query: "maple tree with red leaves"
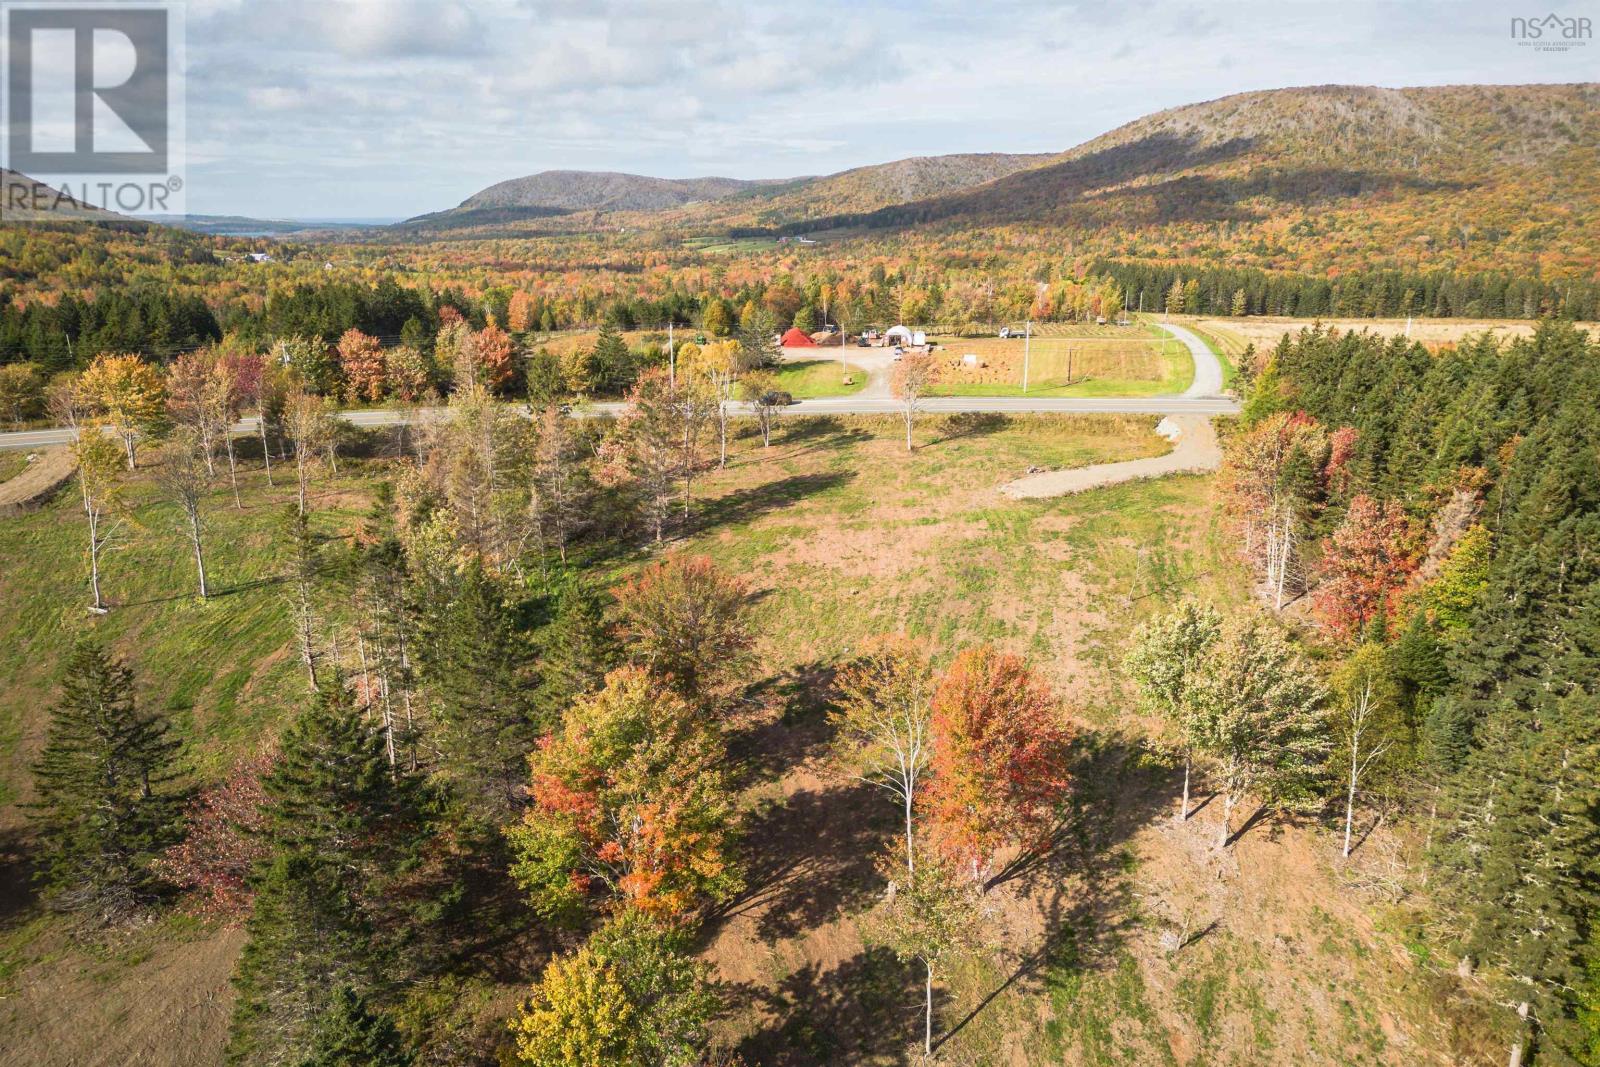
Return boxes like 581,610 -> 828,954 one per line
156,753 -> 274,918
1314,493 -> 1421,642
921,646 -> 1073,877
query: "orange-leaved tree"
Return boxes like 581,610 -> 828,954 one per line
923,646 -> 1072,879
507,666 -> 741,922
474,321 -> 515,392
337,328 -> 386,403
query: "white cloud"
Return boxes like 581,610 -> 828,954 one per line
173,0 -> 1592,217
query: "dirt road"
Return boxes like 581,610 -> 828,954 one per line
998,414 -> 1221,499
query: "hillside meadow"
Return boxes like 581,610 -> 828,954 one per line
0,412 -> 1503,1065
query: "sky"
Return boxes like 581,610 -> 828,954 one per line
171,0 -> 1596,219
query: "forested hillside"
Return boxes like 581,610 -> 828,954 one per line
717,84 -> 1600,278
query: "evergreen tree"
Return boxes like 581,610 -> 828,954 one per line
227,687 -> 425,1067
415,560 -> 540,810
298,987 -> 413,1067
535,574 -> 619,719
29,638 -> 183,922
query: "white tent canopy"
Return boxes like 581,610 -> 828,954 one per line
883,324 -> 914,345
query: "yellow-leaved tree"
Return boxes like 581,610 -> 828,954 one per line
78,353 -> 168,469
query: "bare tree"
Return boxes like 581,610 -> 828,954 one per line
892,351 -> 937,452
674,373 -> 718,523
281,387 -> 335,516
528,404 -> 587,563
709,367 -> 734,467
421,380 -> 522,565
157,428 -> 213,599
832,637 -> 935,879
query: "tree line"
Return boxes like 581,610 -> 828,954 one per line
1204,320 -> 1600,1064
1095,259 -> 1600,321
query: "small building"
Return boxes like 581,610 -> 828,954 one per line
883,324 -> 914,347
780,327 -> 818,347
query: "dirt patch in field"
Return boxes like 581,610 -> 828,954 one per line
1,923 -> 244,1067
0,448 -> 76,518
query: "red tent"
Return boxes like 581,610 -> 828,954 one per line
780,327 -> 817,347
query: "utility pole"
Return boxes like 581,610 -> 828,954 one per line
1022,320 -> 1032,393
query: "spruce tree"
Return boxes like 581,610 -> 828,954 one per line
298,987 -> 413,1067
227,687 -> 424,1067
534,574 -> 618,719
415,561 -> 540,810
29,638 -> 183,922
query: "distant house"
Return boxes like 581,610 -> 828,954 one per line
248,252 -> 273,263
780,327 -> 818,348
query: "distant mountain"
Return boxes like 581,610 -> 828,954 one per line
670,152 -> 1058,227
405,170 -> 775,228
403,154 -> 1056,233
393,83 -> 1598,275
715,83 -> 1600,275
0,169 -> 140,223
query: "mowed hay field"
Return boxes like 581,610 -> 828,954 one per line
0,414 -> 1492,1066
928,329 -> 1193,397
1191,315 -> 1598,353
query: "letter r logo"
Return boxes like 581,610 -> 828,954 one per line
6,7 -> 168,174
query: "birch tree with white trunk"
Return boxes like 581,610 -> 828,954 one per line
1187,617 -> 1328,849
831,637 -> 935,880
157,428 -> 214,600
1125,601 -> 1222,823
71,425 -> 127,613
1332,643 -> 1403,858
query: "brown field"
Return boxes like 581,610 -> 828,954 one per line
930,337 -> 1165,386
1189,314 -> 1596,353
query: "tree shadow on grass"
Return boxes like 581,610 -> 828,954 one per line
706,780 -> 890,943
730,946 -> 925,1067
0,826 -> 37,927
692,469 -> 855,535
777,416 -> 874,454
732,659 -> 842,782
935,411 -> 1009,443
935,729 -> 1184,1052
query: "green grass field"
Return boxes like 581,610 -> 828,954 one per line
772,359 -> 869,398
0,413 -> 1447,1067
